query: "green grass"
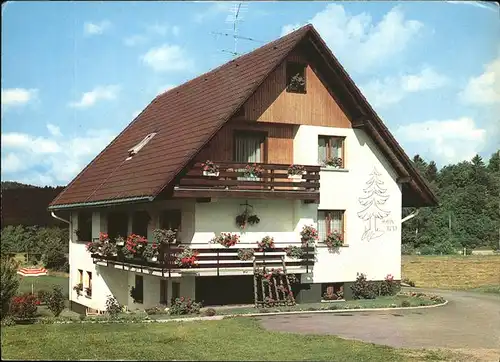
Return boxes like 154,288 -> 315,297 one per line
467,285 -> 500,294
402,255 -> 500,289
18,275 -> 69,296
0,317 -> 459,361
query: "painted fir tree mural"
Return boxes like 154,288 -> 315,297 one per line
358,167 -> 391,241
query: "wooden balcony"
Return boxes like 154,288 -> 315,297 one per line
173,162 -> 320,202
91,245 -> 315,277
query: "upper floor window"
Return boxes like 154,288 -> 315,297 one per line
107,212 -> 128,240
76,211 -> 92,242
318,136 -> 345,168
132,210 -> 150,238
286,62 -> 306,94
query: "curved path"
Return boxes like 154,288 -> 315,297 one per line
258,288 -> 500,357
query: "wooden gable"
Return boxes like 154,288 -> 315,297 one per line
243,51 -> 352,128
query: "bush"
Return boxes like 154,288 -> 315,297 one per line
168,297 -> 202,315
379,274 -> 397,296
203,308 -> 216,317
47,285 -> 65,317
1,257 -> 20,319
10,293 -> 39,319
0,315 -> 16,326
401,300 -> 411,308
401,243 -> 416,255
105,295 -> 121,318
145,305 -> 168,315
351,273 -> 377,299
37,290 -> 50,305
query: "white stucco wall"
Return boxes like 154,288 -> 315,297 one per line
294,125 -> 402,283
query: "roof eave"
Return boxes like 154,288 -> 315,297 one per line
48,196 -> 154,211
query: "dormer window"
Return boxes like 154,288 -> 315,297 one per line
127,132 -> 157,160
286,62 -> 306,94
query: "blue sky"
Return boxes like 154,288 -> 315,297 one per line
1,1 -> 499,186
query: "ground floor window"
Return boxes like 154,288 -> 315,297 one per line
160,279 -> 168,305
171,281 -> 180,303
321,282 -> 344,300
317,210 -> 345,244
86,271 -> 92,298
78,269 -> 83,284
133,275 -> 144,304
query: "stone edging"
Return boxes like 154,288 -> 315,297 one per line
152,299 -> 449,323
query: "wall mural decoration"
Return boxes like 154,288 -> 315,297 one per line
357,167 -> 396,241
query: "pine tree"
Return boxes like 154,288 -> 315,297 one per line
358,167 -> 390,241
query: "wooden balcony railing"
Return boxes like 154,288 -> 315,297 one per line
91,245 -> 315,277
173,162 -> 320,201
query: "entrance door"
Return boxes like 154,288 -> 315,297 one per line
234,132 -> 266,181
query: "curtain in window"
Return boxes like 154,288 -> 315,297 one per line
331,138 -> 342,158
318,137 -> 327,164
318,211 -> 344,241
235,134 -> 263,181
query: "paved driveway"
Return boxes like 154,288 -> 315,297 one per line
258,288 -> 500,356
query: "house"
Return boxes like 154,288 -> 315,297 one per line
49,24 -> 437,313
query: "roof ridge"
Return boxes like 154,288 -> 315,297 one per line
155,24 -> 312,100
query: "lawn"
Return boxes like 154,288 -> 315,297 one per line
18,274 -> 69,296
0,317 -> 460,361
402,255 -> 500,289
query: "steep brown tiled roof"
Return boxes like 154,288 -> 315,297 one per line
50,24 -> 438,209
49,25 -> 314,208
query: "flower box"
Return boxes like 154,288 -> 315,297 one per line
203,171 -> 220,177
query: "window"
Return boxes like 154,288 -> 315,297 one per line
286,62 -> 306,93
127,132 -> 157,159
86,271 -> 92,298
171,281 -> 180,304
321,283 -> 344,300
107,212 -> 128,240
134,275 -> 144,304
160,279 -> 168,305
159,210 -> 181,231
318,136 -> 345,167
234,132 -> 266,164
76,211 -> 92,241
317,210 -> 345,243
132,210 -> 150,238
78,269 -> 83,284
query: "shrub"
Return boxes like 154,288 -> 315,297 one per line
401,300 -> 411,308
105,295 -> 121,317
1,315 -> 16,326
168,297 -> 202,315
379,274 -> 397,296
145,305 -> 168,315
350,273 -> 377,300
47,285 -> 66,317
401,243 -> 416,255
1,257 -> 20,319
10,293 -> 39,319
203,308 -> 216,317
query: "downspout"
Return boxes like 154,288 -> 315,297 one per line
51,211 -> 70,225
401,209 -> 419,224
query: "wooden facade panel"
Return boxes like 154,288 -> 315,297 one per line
195,122 -> 295,164
244,53 -> 351,128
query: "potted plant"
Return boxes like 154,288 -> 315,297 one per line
101,242 -> 117,257
115,235 -> 125,247
257,236 -> 275,251
285,245 -> 304,259
237,248 -> 254,261
125,234 -> 148,258
243,163 -> 265,178
324,231 -> 343,250
153,228 -> 177,245
73,283 -> 83,296
211,233 -> 240,248
235,210 -> 260,230
175,248 -> 199,268
85,239 -> 102,255
202,160 -> 220,176
143,243 -> 159,262
84,287 -> 92,298
300,225 -> 318,247
288,73 -> 306,93
287,164 -> 305,181
323,156 -> 343,169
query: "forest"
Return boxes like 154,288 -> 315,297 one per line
402,150 -> 500,254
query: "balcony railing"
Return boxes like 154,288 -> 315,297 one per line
91,245 -> 315,277
173,162 -> 320,201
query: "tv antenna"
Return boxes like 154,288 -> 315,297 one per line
212,2 -> 262,58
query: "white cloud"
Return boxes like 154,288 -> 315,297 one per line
194,2 -> 235,23
361,66 -> 448,108
69,85 -> 120,109
157,84 -> 176,94
395,117 -> 487,164
1,129 -> 117,186
281,4 -> 423,73
47,124 -> 62,137
141,44 -> 193,72
123,35 -> 148,47
460,56 -> 500,105
1,88 -> 38,110
84,20 -> 111,36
